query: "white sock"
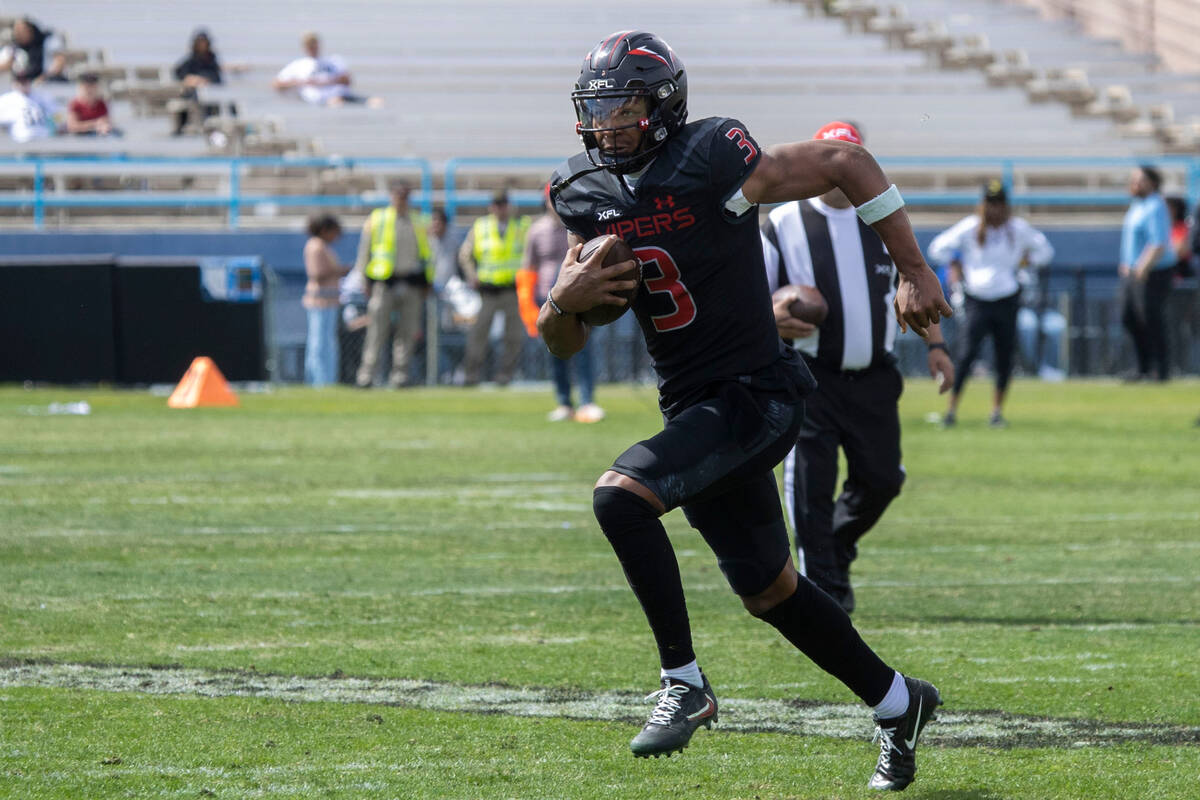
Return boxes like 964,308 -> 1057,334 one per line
661,660 -> 703,688
872,671 -> 909,719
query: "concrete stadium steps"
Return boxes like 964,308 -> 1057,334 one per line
20,0 -> 1188,161
2,0 -> 1193,228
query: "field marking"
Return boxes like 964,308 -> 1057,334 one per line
2,662 -> 1197,750
21,572 -> 1189,605
889,511 -> 1200,526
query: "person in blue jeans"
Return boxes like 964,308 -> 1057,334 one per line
523,187 -> 604,422
302,214 -> 350,386
550,341 -> 600,421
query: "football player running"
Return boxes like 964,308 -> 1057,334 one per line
539,31 -> 949,791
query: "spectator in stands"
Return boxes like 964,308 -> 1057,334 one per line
0,18 -> 67,83
172,30 -> 229,136
459,190 -> 530,386
521,185 -> 604,422
272,32 -> 381,108
355,183 -> 430,388
1119,166 -> 1173,382
0,72 -> 57,142
303,214 -> 350,387
928,180 -> 1054,427
65,73 -> 117,136
175,29 -> 222,89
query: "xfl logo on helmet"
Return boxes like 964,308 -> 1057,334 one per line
588,79 -> 615,90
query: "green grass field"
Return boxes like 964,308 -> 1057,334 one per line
1,378 -> 1197,799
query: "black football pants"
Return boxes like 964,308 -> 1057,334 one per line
784,360 -> 905,598
952,292 -> 1021,395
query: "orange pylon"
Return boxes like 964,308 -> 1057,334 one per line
167,357 -> 239,408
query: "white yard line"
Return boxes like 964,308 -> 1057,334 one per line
1,662 -> 1197,749
889,511 -> 1200,526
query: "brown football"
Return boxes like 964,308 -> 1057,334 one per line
576,235 -> 640,326
786,285 -> 828,326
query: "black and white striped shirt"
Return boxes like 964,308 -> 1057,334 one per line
761,197 -> 898,372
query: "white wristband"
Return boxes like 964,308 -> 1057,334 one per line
855,184 -> 904,225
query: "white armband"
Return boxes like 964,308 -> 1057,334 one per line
855,184 -> 904,225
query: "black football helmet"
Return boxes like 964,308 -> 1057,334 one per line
571,31 -> 688,174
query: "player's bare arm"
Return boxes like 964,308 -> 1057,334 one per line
537,233 -> 638,359
742,140 -> 953,337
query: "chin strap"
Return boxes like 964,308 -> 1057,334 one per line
549,163 -> 609,201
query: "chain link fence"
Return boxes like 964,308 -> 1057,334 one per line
272,268 -> 1199,386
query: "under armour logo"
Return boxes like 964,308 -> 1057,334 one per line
875,263 -> 893,276
653,195 -> 675,211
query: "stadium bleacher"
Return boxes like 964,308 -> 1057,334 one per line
7,0 -> 1197,226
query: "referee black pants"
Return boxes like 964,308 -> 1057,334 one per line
784,359 -> 905,598
952,291 -> 1021,396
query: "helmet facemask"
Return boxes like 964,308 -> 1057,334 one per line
572,81 -> 680,174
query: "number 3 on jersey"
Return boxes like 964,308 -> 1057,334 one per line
724,127 -> 758,165
636,246 -> 696,332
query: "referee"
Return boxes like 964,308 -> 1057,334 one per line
760,121 -> 954,613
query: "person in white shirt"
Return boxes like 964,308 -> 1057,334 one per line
0,73 -> 58,142
271,32 -> 379,107
928,181 -> 1054,427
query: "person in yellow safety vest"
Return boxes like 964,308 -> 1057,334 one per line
354,181 -> 431,388
458,189 -> 532,386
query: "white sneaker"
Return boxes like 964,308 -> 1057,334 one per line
547,405 -> 574,422
574,403 -> 606,424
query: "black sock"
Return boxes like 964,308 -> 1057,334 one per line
754,576 -> 894,705
593,486 -> 695,669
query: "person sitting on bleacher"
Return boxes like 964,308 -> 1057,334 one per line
175,29 -> 223,89
172,29 -> 225,136
271,32 -> 380,108
0,71 -> 57,142
0,18 -> 67,84
65,73 -> 118,137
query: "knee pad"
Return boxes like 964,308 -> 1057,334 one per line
713,519 -> 791,598
593,486 -> 659,540
718,554 -> 779,598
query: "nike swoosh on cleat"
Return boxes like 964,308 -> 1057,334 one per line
904,696 -> 924,749
687,697 -> 715,721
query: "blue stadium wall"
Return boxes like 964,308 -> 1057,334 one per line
0,227 -> 1123,272
2,227 -> 1125,380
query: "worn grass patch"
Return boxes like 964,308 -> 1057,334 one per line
1,379 -> 1197,798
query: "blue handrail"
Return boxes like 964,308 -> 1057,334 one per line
1,155 -> 434,230
443,157 -> 563,220
2,154 -> 1198,229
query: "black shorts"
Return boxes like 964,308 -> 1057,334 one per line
609,380 -> 805,595
612,380 -> 802,509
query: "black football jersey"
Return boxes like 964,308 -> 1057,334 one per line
552,117 -> 808,408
